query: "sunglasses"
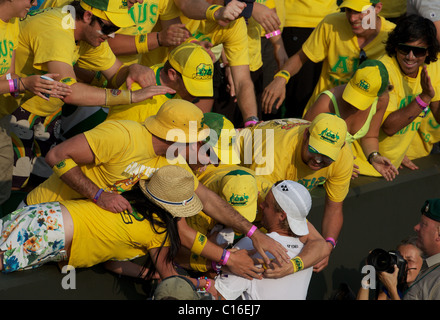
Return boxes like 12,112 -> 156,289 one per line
397,43 -> 428,58
308,145 -> 334,166
95,16 -> 120,36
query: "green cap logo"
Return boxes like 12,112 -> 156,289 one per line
193,63 -> 213,80
319,128 -> 340,145
229,193 -> 249,206
356,79 -> 370,92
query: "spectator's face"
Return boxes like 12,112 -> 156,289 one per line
414,215 -> 440,257
301,131 -> 335,171
395,40 -> 429,78
259,191 -> 279,231
398,244 -> 423,285
10,0 -> 37,18
345,6 -> 376,36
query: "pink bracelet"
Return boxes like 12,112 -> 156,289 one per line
325,237 -> 337,249
221,250 -> 230,266
246,225 -> 257,237
244,120 -> 258,127
8,79 -> 15,93
265,29 -> 281,39
415,95 -> 429,109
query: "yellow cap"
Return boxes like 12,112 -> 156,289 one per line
168,43 -> 214,97
80,0 -> 135,28
220,170 -> 258,223
144,99 -> 210,143
308,113 -> 347,161
201,112 -> 240,164
342,60 -> 389,110
339,0 -> 379,12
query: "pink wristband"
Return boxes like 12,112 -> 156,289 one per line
415,95 -> 429,109
246,225 -> 257,238
221,250 -> 230,266
244,120 -> 258,127
8,79 -> 15,93
325,237 -> 337,248
265,29 -> 281,39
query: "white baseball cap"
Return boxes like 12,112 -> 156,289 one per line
271,180 -> 312,236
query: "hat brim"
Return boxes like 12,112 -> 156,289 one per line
182,76 -> 213,98
287,216 -> 309,236
105,11 -> 136,28
144,116 -> 210,143
139,179 -> 203,218
308,135 -> 340,162
339,1 -> 373,12
342,81 -> 375,111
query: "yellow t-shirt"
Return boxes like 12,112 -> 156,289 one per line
106,64 -> 180,123
26,120 -> 198,204
406,111 -> 440,160
284,0 -> 338,28
301,12 -> 395,115
15,7 -> 116,117
182,16 -> 250,67
62,199 -> 167,268
352,55 -> 440,176
236,118 -> 353,203
0,17 -> 20,118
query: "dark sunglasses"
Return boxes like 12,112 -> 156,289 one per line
397,43 -> 428,58
95,16 -> 120,36
359,49 -> 367,65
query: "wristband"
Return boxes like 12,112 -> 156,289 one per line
274,70 -> 291,83
265,29 -> 281,39
415,95 -> 429,118
211,260 -> 222,273
246,225 -> 258,237
325,237 -> 337,249
93,188 -> 104,203
244,120 -> 258,127
191,232 -> 208,255
367,151 -> 381,165
135,34 -> 149,53
291,256 -> 304,273
206,4 -> 222,21
8,78 -> 15,93
104,88 -> 132,106
52,158 -> 78,177
219,249 -> 230,266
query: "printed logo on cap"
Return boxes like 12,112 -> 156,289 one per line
229,193 -> 249,206
356,79 -> 370,92
193,63 -> 213,80
318,128 -> 340,145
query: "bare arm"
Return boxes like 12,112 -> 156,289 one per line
229,64 -> 259,121
45,134 -> 133,213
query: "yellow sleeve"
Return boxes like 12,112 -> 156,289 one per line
323,144 -> 353,203
221,18 -> 250,67
301,15 -> 331,63
76,41 -> 117,72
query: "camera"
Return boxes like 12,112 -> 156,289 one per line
367,248 -> 408,287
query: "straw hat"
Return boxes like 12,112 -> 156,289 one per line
139,166 -> 203,218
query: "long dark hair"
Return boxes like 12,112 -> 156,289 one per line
122,185 -> 181,279
385,14 -> 440,64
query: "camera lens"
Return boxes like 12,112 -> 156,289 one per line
367,248 -> 394,273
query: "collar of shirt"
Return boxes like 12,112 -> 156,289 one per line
426,252 -> 440,268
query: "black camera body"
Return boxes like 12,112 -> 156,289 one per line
367,248 -> 408,288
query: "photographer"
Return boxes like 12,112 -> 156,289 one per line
357,236 -> 424,300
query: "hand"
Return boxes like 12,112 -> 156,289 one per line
215,0 -> 246,26
158,24 -> 191,47
399,154 -> 419,171
313,255 -> 330,273
226,248 -> 264,280
96,191 -> 133,213
352,161 -> 360,180
190,40 -> 215,61
21,73 -> 72,100
251,4 -> 280,34
371,155 -> 399,181
126,64 -> 156,89
250,230 -> 290,266
262,76 -> 286,113
420,65 -> 435,101
224,66 -> 236,102
378,265 -> 399,292
131,85 -> 176,103
260,258 -> 293,279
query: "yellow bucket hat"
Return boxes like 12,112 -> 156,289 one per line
342,59 -> 389,110
144,99 -> 210,143
168,43 -> 214,98
80,0 -> 135,28
220,169 -> 258,223
308,113 -> 347,161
